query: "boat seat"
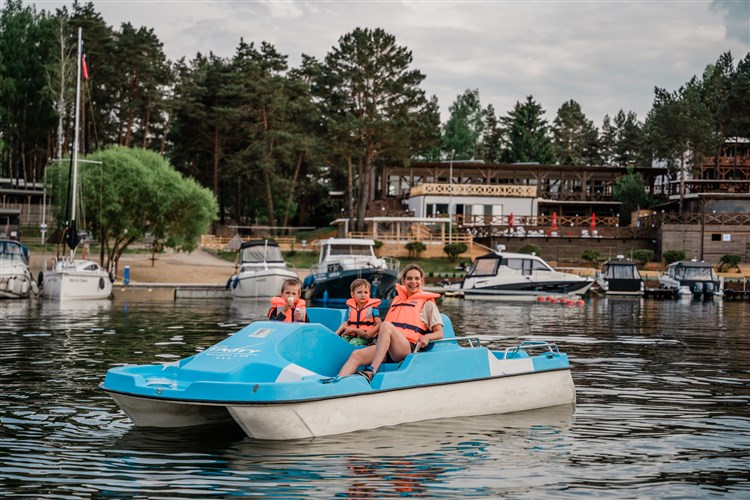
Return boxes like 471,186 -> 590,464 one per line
306,307 -> 347,333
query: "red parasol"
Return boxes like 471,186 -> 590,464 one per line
508,212 -> 514,228
591,212 -> 596,230
551,212 -> 558,231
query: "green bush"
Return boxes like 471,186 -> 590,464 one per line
630,249 -> 655,265
443,242 -> 468,261
581,249 -> 601,266
663,249 -> 686,264
405,241 -> 426,258
719,253 -> 741,272
518,244 -> 541,256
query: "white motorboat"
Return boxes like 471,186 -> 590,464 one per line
302,238 -> 399,305
41,29 -> 112,302
227,239 -> 298,299
659,260 -> 723,300
100,308 -> 576,439
596,258 -> 644,296
0,239 -> 38,299
461,250 -> 594,301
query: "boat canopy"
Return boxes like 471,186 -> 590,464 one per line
602,261 -> 641,280
318,238 -> 376,262
239,240 -> 285,264
668,261 -> 718,281
0,239 -> 29,265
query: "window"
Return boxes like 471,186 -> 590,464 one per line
467,258 -> 499,277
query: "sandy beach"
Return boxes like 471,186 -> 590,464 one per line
29,248 -> 245,285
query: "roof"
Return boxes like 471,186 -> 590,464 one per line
669,260 -> 714,268
318,237 -> 375,246
239,239 -> 281,250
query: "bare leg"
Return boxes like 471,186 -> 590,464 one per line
370,322 -> 413,373
338,345 -> 377,377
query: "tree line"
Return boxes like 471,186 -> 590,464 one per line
2,0 -> 748,234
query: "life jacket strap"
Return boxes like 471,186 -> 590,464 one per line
392,321 -> 429,335
348,320 -> 376,327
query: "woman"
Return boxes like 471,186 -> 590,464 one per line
338,264 -> 443,382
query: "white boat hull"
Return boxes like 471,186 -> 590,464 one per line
0,269 -> 37,299
463,284 -> 593,301
231,268 -> 298,299
107,392 -> 234,428
42,261 -> 112,301
228,369 -> 575,440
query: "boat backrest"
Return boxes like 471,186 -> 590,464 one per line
441,313 -> 455,338
306,307 -> 347,333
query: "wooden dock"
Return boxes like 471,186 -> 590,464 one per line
723,289 -> 750,301
643,288 -> 678,299
113,283 -> 230,300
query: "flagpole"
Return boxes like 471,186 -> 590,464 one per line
70,27 -> 83,258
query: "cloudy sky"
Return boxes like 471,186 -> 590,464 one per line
31,0 -> 750,125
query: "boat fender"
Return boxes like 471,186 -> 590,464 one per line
30,281 -> 39,296
99,276 -> 105,290
109,271 -> 115,283
233,276 -> 239,289
225,277 -> 233,289
37,271 -> 44,287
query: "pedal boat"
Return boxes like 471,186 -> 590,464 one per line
100,308 -> 576,440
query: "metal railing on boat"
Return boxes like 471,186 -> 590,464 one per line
504,341 -> 560,359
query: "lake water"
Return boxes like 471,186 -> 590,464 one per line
1,297 -> 749,498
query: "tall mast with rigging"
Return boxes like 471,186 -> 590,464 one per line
68,27 -> 83,259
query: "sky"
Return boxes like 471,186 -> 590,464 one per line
29,0 -> 750,125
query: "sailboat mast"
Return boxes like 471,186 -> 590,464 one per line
69,27 -> 83,257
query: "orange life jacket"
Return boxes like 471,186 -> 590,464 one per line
268,297 -> 307,322
345,297 -> 382,328
384,284 -> 440,343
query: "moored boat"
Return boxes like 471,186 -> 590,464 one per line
460,249 -> 594,301
302,238 -> 399,305
659,260 -> 723,300
100,308 -> 576,439
41,28 -> 112,302
0,239 -> 38,299
596,258 -> 644,296
227,240 -> 298,299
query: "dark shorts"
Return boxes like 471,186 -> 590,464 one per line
385,341 -> 418,363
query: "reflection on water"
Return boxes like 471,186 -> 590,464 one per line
2,297 -> 750,497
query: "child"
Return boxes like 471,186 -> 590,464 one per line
335,278 -> 382,346
268,278 -> 308,322
338,264 -> 443,381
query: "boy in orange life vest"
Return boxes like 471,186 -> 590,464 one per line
337,264 -> 443,382
335,278 -> 382,346
267,278 -> 309,322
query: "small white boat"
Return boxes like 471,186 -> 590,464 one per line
227,240 -> 297,299
303,238 -> 399,305
461,249 -> 594,301
41,29 -> 112,302
41,256 -> 113,300
0,239 -> 38,299
596,258 -> 644,296
100,308 -> 576,440
659,260 -> 723,300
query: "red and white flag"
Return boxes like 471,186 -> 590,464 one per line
81,40 -> 90,80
